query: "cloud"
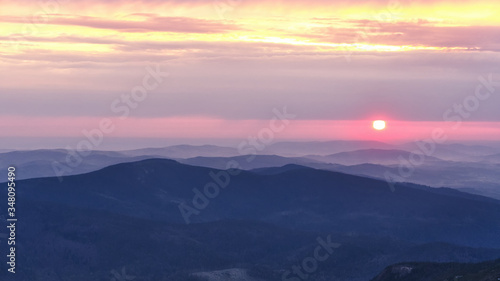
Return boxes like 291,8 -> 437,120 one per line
1,0 -> 499,137
2,50 -> 500,123
290,20 -> 500,50
1,14 -> 243,34
0,35 -> 314,52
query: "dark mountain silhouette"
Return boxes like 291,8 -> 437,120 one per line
3,159 -> 500,280
306,161 -> 500,200
178,155 -> 322,170
165,153 -> 500,201
250,164 -> 317,175
3,203 -> 500,281
11,159 -> 500,248
6,146 -> 499,202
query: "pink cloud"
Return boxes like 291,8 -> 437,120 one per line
1,15 -> 242,34
293,22 -> 500,50
2,116 -> 500,142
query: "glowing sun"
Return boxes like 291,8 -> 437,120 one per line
373,120 -> 386,130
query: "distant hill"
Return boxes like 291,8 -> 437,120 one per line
0,145 -> 241,180
306,149 -> 445,165
0,149 -> 157,180
483,153 -> 500,163
265,140 -> 395,156
307,161 -> 500,200
6,146 -> 499,202
178,155 -> 322,170
371,259 -> 500,281
3,142 -> 497,185
250,164 -> 317,175
120,144 -> 240,158
398,143 -> 499,161
169,153 -> 500,200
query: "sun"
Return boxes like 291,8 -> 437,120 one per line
373,120 -> 386,130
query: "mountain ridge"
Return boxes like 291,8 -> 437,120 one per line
9,158 -> 500,248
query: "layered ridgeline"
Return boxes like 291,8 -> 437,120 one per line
0,145 -> 241,180
178,153 -> 500,200
1,159 -> 500,280
2,142 -> 499,200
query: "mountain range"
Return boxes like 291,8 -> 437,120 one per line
2,158 -> 500,280
2,142 -> 499,201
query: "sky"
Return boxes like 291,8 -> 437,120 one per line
1,0 -> 500,149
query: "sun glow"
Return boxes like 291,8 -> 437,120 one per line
373,120 -> 386,130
